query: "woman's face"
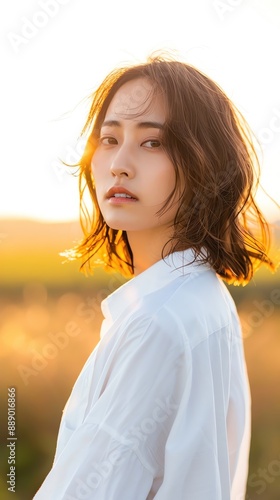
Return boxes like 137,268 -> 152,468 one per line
91,78 -> 180,235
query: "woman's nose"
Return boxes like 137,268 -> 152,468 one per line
110,144 -> 135,178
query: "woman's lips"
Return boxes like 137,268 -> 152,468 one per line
107,194 -> 138,205
106,186 -> 138,202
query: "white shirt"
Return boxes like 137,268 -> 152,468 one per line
33,249 -> 251,500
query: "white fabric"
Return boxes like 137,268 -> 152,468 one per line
33,249 -> 251,500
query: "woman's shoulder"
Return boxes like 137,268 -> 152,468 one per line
139,267 -> 228,317
135,270 -> 239,349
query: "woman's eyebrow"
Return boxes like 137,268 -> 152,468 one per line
101,119 -> 164,130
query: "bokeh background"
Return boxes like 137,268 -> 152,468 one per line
1,1 -> 280,499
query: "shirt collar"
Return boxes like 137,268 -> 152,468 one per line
101,248 -> 210,325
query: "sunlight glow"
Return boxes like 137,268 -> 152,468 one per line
1,0 -> 279,222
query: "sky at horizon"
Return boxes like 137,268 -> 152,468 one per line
1,0 -> 280,222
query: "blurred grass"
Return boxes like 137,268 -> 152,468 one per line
0,218 -> 279,499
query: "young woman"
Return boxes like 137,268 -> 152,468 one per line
34,54 -> 275,499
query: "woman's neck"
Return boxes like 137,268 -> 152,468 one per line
127,227 -> 174,276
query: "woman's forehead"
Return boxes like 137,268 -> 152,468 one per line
105,78 -> 166,121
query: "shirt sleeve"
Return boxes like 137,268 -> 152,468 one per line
33,312 -> 188,500
33,301 -> 250,500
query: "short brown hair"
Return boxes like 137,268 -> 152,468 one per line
67,54 -> 275,285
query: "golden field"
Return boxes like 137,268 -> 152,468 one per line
0,218 -> 279,499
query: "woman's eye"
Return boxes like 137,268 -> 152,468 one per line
99,136 -> 118,145
142,139 -> 161,148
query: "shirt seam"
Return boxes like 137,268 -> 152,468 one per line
191,323 -> 231,351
